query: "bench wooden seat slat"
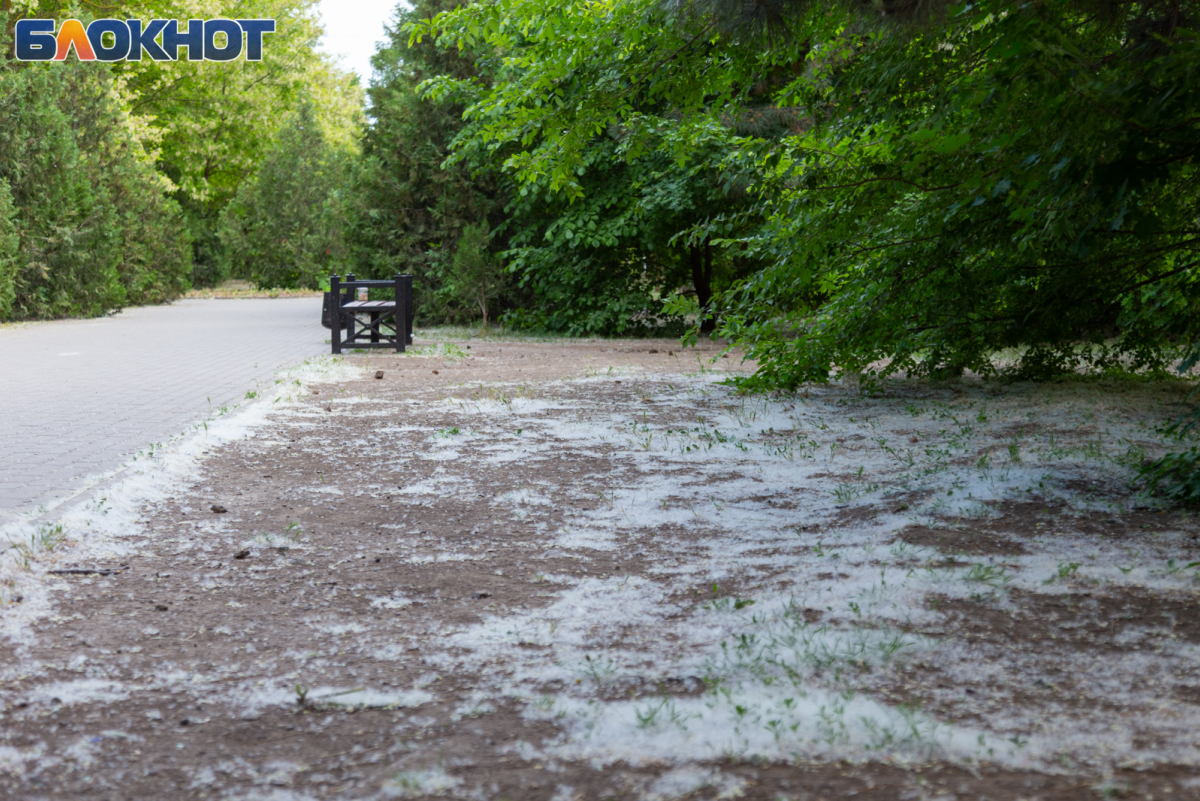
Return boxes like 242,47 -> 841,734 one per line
342,300 -> 396,310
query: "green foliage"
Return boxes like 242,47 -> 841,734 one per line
410,0 -> 743,196
0,61 -> 190,319
116,0 -> 339,206
6,0 -> 1194,377
0,179 -> 17,318
370,0 -> 761,334
498,147 -> 680,336
350,0 -> 509,324
0,0 -> 361,314
448,223 -> 506,325
111,0 -> 362,282
497,136 -> 759,335
0,63 -> 121,318
1140,448 -> 1200,505
721,0 -> 1200,387
414,0 -> 1200,382
219,102 -> 354,289
183,201 -> 230,288
0,0 -> 362,305
1143,376 -> 1200,504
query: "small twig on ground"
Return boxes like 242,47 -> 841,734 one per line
46,565 -> 129,576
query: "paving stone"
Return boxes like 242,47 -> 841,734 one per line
0,298 -> 325,524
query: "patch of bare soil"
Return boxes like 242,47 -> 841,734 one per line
898,525 -> 1028,556
3,340 -> 1199,798
916,499 -> 1200,554
926,586 -> 1200,652
980,499 -> 1195,540
871,583 -> 1200,755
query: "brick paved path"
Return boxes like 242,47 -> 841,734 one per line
0,298 -> 325,524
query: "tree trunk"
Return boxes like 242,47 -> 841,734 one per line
691,243 -> 715,333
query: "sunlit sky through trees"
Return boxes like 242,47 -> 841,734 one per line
316,0 -> 407,86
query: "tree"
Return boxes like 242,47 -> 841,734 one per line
0,60 -> 190,319
110,0 -> 361,285
405,0 -> 769,335
349,0 -> 511,324
499,137 -> 758,335
219,101 -> 355,288
414,0 -> 1200,384
0,0 -> 357,314
715,0 -> 1200,387
0,179 -> 18,319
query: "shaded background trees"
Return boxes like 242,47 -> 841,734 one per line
3,0 -> 1196,380
349,0 -> 511,325
351,0 -> 764,333
219,101 -> 357,289
0,0 -> 360,318
0,59 -> 190,318
413,0 -> 1199,379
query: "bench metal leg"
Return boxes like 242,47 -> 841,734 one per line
331,275 -> 342,354
403,274 -> 414,346
394,274 -> 407,353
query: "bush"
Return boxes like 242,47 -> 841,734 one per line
1141,346 -> 1200,505
1141,447 -> 1200,505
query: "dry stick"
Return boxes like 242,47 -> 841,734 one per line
46,565 -> 129,576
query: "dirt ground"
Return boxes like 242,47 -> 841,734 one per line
2,336 -> 1199,800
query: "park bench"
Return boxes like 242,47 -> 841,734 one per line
327,273 -> 413,354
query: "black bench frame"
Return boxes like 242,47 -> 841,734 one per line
330,273 -> 413,354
